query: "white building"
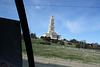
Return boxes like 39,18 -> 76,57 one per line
41,14 -> 61,40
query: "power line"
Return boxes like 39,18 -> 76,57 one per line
0,3 -> 100,8
30,4 -> 100,8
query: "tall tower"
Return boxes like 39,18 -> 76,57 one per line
41,14 -> 61,40
48,14 -> 55,33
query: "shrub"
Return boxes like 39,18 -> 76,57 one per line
76,44 -> 81,48
41,36 -> 51,42
67,42 -> 72,45
57,40 -> 65,45
51,39 -> 58,43
40,41 -> 51,45
59,41 -> 64,45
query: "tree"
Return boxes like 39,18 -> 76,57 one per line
30,33 -> 37,39
63,39 -> 66,41
76,40 -> 88,49
69,39 -> 78,44
76,43 -> 81,48
80,40 -> 86,48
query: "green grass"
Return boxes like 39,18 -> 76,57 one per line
22,39 -> 100,64
65,44 -> 76,48
51,42 -> 75,48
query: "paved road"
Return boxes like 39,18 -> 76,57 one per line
23,59 -> 68,67
22,53 -> 100,67
23,59 -> 100,67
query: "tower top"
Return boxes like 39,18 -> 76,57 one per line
52,13 -> 53,15
51,13 -> 54,19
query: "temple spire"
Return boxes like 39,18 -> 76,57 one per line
41,14 -> 61,40
48,14 -> 54,33
51,13 -> 54,18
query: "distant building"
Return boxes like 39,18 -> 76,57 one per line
92,43 -> 98,48
41,14 -> 61,40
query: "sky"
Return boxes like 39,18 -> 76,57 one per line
0,0 -> 100,44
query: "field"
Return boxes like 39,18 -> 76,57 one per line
22,39 -> 100,65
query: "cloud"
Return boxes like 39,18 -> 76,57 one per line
64,17 -> 100,34
65,21 -> 84,34
35,6 -> 41,9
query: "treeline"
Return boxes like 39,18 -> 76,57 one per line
21,33 -> 100,50
21,33 -> 37,39
66,39 -> 100,50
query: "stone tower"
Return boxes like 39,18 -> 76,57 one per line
41,14 -> 61,40
48,14 -> 54,33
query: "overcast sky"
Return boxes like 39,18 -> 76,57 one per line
0,0 -> 100,44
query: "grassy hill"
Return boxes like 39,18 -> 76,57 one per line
22,39 -> 100,65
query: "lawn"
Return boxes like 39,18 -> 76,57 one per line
22,39 -> 100,64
